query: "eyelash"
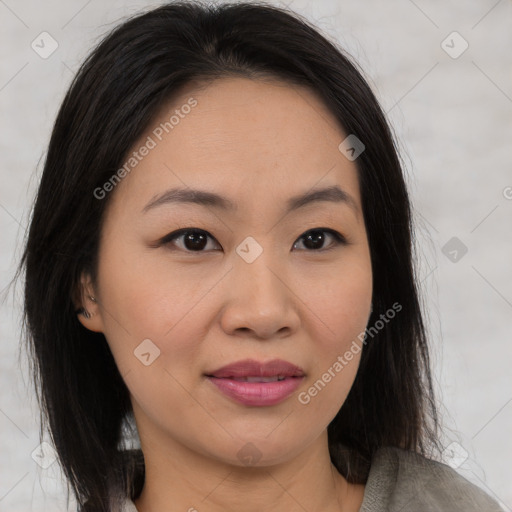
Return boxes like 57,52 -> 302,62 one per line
158,227 -> 348,253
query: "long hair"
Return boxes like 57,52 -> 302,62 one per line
14,1 -> 441,510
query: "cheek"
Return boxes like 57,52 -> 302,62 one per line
307,254 -> 372,344
95,246 -> 208,433
299,260 -> 371,409
95,237 -> 215,379
297,305 -> 366,425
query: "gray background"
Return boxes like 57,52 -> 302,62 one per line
1,0 -> 511,510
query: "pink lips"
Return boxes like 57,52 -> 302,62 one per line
205,358 -> 305,406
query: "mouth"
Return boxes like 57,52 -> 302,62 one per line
203,358 -> 306,406
205,358 -> 305,379
204,375 -> 305,406
205,375 -> 291,382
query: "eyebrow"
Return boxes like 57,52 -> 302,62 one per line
142,185 -> 359,217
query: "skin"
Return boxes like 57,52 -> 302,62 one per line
77,77 -> 373,512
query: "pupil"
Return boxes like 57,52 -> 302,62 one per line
304,230 -> 324,250
185,231 -> 207,251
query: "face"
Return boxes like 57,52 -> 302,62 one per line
80,77 -> 373,467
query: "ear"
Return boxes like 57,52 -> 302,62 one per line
73,271 -> 105,333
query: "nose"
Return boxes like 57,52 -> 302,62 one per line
219,247 -> 300,340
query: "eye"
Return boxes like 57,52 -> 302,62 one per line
293,228 -> 347,251
159,227 -> 347,253
160,228 -> 221,252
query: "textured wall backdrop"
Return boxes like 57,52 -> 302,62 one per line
1,0 -> 511,510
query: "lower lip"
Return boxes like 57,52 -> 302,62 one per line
205,376 -> 304,406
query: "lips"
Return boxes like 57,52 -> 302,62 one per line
205,358 -> 305,380
205,358 -> 305,406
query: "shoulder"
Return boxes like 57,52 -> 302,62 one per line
120,497 -> 139,512
360,446 -> 503,512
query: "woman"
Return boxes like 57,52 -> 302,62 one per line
16,1 -> 503,511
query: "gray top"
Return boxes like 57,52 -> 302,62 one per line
120,446 -> 503,511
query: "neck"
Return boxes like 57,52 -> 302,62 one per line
133,429 -> 364,512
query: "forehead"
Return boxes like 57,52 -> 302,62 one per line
108,76 -> 362,219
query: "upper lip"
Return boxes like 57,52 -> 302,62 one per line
206,359 -> 305,378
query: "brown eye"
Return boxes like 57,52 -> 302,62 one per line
293,228 -> 347,252
161,229 -> 220,252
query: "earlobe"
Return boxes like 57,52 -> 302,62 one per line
74,274 -> 105,332
76,294 -> 105,332
75,294 -> 96,319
